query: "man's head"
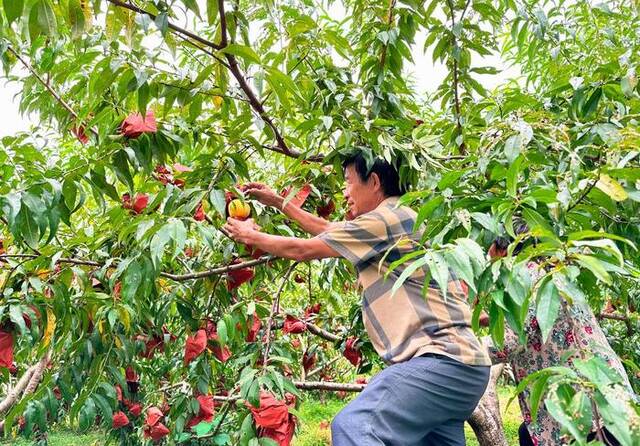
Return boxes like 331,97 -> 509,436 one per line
488,221 -> 530,260
342,152 -> 405,219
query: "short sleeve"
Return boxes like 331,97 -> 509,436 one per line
316,213 -> 389,267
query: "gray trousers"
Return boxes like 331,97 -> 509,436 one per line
331,354 -> 490,445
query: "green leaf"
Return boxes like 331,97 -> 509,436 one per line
535,278 -> 560,343
210,189 -> 226,217
182,0 -> 201,18
122,260 -> 142,301
568,230 -> 636,250
206,0 -> 219,25
503,135 -> 522,163
423,251 -> 449,299
552,272 -> 586,306
529,374 -> 551,423
92,394 -> 113,426
150,224 -> 172,266
595,174 -> 628,201
36,0 -> 57,36
217,319 -> 228,346
454,239 -> 486,275
574,254 -> 612,284
222,44 -> 261,65
9,305 -> 27,335
67,0 -> 86,37
154,12 -> 169,36
470,212 -> 501,234
444,247 -> 475,292
582,87 -> 602,118
506,155 -> 524,197
390,256 -> 427,297
194,420 -> 215,436
5,0 -> 24,24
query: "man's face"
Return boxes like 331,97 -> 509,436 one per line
344,164 -> 378,219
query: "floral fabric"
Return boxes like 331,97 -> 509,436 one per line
490,264 -> 636,445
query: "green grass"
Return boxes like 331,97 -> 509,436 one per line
1,386 -> 522,445
0,428 -> 103,446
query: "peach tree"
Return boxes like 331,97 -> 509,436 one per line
0,0 -> 639,445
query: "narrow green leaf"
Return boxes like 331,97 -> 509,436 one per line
5,0 -> 24,24
535,278 -> 560,343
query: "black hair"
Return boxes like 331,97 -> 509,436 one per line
342,152 -> 406,197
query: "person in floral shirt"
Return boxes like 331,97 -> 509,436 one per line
487,234 -> 636,446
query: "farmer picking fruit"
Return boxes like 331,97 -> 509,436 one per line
223,151 -> 491,445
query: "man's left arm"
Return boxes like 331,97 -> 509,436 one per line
223,218 -> 339,261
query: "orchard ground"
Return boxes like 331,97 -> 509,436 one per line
0,386 -> 521,446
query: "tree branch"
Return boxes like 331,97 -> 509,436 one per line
445,0 -> 470,155
0,254 -> 273,282
262,263 -> 298,370
6,46 -> 98,138
211,380 -> 365,402
567,171 -> 600,212
217,0 -> 320,161
107,0 -> 224,51
306,322 -> 341,343
0,366 -> 35,414
378,0 -> 398,69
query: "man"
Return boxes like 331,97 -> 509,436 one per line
223,152 -> 491,445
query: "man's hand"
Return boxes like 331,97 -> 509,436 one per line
222,217 -> 261,244
243,182 -> 282,209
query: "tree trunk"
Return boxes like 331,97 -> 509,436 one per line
0,352 -> 50,432
468,363 -> 509,446
0,366 -> 35,413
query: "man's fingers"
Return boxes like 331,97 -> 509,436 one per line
244,182 -> 265,190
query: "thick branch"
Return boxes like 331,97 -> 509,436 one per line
22,354 -> 49,396
0,366 -> 35,414
107,0 -> 223,51
0,353 -> 49,433
0,254 -> 272,282
212,380 -> 365,403
292,380 -> 365,392
216,0 -> 320,161
306,322 -> 341,343
597,312 -> 630,322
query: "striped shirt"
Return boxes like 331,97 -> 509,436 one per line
318,196 -> 491,366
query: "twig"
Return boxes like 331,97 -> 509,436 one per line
445,0 -> 471,155
292,380 -> 365,392
0,257 -> 32,297
597,312 -> 629,322
378,0 -> 398,68
6,46 -> 98,138
262,262 -> 298,371
211,380 -> 365,402
567,172 -> 600,212
107,0 -> 223,51
306,355 -> 341,379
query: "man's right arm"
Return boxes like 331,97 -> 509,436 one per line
244,182 -> 341,236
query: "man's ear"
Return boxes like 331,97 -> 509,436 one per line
369,172 -> 382,192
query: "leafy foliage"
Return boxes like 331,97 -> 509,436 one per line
0,0 -> 639,444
